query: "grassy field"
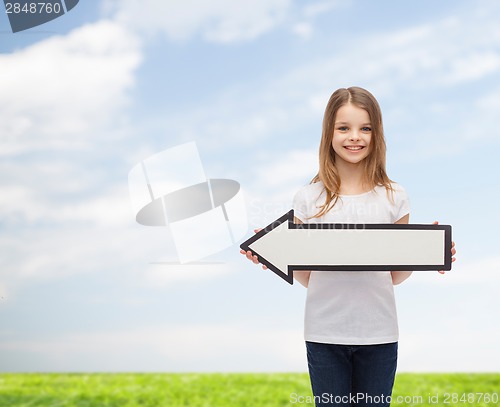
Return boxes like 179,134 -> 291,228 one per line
0,373 -> 498,406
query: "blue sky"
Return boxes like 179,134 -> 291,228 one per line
1,0 -> 499,372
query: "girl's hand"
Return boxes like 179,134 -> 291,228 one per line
239,228 -> 268,270
433,221 -> 456,274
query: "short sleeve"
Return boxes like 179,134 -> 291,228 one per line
393,184 -> 410,222
292,187 -> 308,222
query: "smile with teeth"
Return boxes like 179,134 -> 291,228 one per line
344,146 -> 364,151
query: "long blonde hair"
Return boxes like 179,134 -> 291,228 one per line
310,86 -> 393,218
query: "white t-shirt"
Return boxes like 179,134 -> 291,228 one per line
293,181 -> 410,345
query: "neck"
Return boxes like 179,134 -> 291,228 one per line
336,159 -> 369,195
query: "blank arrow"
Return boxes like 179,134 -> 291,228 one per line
240,210 -> 452,284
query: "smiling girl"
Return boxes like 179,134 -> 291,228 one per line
242,86 -> 455,407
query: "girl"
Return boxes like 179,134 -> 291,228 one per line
241,87 -> 456,406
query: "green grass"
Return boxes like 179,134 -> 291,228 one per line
0,373 -> 498,406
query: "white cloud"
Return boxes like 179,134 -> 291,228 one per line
476,86 -> 500,111
303,0 -> 345,18
106,0 -> 291,43
443,51 -> 500,85
0,19 -> 150,293
399,329 -> 500,372
141,262 -> 234,287
395,255 -> 500,372
0,186 -> 39,223
290,15 -> 500,95
0,225 -> 152,281
59,188 -> 133,226
0,184 -> 131,226
104,0 -> 349,44
292,22 -> 313,39
0,323 -> 307,372
254,149 -> 317,199
254,149 -> 317,191
0,160 -> 146,261
203,4 -> 500,164
409,256 -> 500,285
0,20 -> 142,155
141,3 -> 500,157
240,149 -> 318,226
0,185 -> 236,289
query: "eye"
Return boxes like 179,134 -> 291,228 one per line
337,126 -> 349,132
361,127 -> 372,132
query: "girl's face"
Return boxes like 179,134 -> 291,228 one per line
331,103 -> 372,165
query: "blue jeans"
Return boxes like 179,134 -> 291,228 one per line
305,341 -> 398,407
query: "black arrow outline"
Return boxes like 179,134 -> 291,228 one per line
240,210 -> 452,285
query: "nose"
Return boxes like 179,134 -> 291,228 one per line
349,130 -> 360,141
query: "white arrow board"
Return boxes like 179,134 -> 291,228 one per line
240,210 -> 452,284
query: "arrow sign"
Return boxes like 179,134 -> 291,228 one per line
240,210 -> 452,284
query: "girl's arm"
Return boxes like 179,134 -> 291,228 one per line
391,213 -> 412,285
